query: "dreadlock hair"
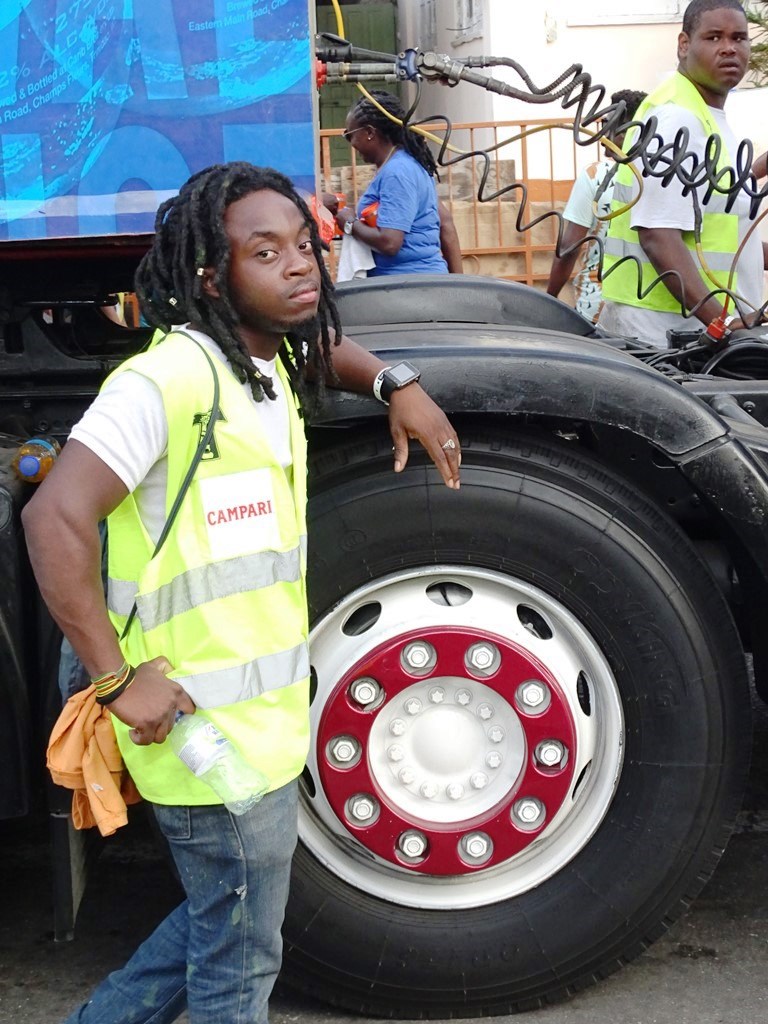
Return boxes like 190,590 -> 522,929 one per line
682,0 -> 745,35
350,91 -> 439,179
135,162 -> 342,407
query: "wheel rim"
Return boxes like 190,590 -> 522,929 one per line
302,566 -> 624,909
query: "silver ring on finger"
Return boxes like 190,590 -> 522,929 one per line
441,438 -> 457,451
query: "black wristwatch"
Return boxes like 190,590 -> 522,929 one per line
372,361 -> 422,405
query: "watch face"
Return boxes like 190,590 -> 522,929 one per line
387,362 -> 419,386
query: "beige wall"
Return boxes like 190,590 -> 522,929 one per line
485,5 -> 680,121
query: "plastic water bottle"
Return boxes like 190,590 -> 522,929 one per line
169,712 -> 269,814
12,436 -> 61,483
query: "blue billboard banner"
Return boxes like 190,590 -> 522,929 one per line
0,0 -> 315,241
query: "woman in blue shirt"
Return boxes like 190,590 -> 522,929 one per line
333,91 -> 462,276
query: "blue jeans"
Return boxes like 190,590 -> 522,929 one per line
64,781 -> 298,1024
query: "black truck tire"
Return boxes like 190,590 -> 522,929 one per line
282,429 -> 751,1018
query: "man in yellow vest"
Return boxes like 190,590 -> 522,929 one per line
600,0 -> 765,347
22,163 -> 461,1024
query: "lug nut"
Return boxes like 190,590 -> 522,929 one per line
405,643 -> 430,667
330,736 -> 359,764
535,740 -> 566,768
402,641 -> 435,673
351,677 -> 381,706
518,800 -> 540,823
517,680 -> 549,709
521,682 -> 545,706
512,797 -> 544,829
460,832 -> 492,861
398,830 -> 428,858
466,643 -> 499,674
348,794 -> 379,823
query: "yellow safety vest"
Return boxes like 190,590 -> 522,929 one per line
105,331 -> 310,805
602,72 -> 739,312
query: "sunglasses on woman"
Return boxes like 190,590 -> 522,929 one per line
342,126 -> 370,142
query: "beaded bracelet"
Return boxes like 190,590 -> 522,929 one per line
92,660 -> 136,706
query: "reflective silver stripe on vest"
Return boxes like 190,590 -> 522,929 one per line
108,577 -> 139,618
604,234 -> 643,260
177,641 -> 310,709
611,180 -> 636,205
107,545 -> 302,630
604,234 -> 736,272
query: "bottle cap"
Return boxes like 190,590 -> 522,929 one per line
18,454 -> 41,477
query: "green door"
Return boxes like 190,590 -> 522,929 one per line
316,3 -> 400,166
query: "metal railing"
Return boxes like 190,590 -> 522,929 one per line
320,119 -> 603,286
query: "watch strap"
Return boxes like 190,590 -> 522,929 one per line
372,367 -> 391,405
373,362 -> 421,405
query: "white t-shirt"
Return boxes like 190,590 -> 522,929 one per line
70,327 -> 292,544
562,158 -> 615,322
600,102 -> 766,346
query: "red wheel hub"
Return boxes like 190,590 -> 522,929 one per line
317,626 -> 577,874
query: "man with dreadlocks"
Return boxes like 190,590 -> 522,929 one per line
332,90 -> 463,275
23,162 -> 461,1024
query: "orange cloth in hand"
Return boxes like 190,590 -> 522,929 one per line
47,685 -> 142,836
